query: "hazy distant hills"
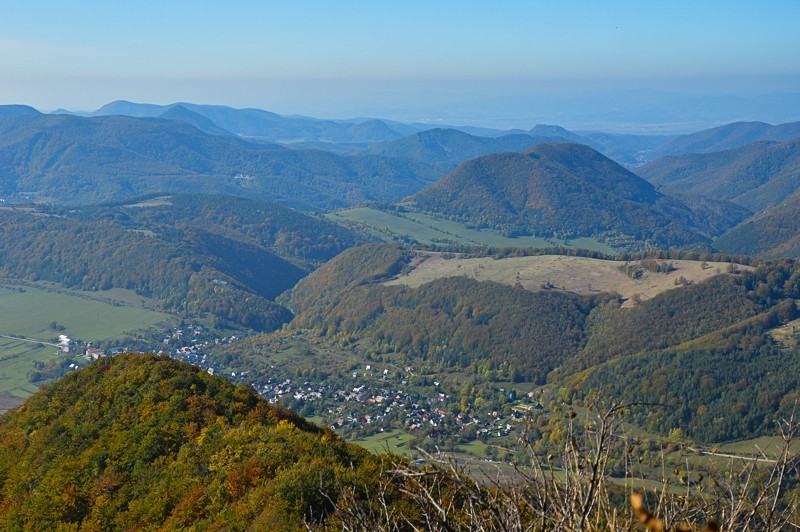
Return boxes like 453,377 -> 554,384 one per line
0,104 -> 40,118
364,128 -> 569,170
0,112 -> 439,209
423,90 -> 800,133
578,131 -> 675,165
639,138 -> 800,212
363,126 -> 673,170
157,105 -> 232,136
5,101 -> 800,254
409,142 -> 747,247
650,120 -> 800,159
92,100 -> 413,143
85,101 -> 683,165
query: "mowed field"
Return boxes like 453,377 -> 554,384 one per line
386,253 -> 751,305
0,282 -> 171,400
327,207 -> 614,253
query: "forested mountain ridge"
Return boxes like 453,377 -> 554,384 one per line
364,127 -> 573,170
0,104 -> 40,118
408,142 -> 748,248
639,137 -> 800,213
651,120 -> 800,158
0,113 -> 439,209
0,195 -> 365,330
287,245 -> 602,384
714,190 -> 800,257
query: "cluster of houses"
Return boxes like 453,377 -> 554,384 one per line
161,324 -> 240,376
83,322 -> 541,450
236,363 -> 534,445
57,334 -> 111,360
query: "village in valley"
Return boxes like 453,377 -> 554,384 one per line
49,323 -> 545,462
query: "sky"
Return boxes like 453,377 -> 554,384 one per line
1,1 -> 799,125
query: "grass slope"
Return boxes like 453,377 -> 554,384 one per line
328,207 -> 613,252
386,253 -> 748,305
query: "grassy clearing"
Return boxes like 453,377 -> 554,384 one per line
354,430 -> 415,455
387,253 -> 750,305
121,196 -> 173,208
0,282 -> 171,399
767,313 -> 800,346
716,435 -> 800,457
328,207 -> 612,252
0,338 -> 58,397
0,282 -> 169,340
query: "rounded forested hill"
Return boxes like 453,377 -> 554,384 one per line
409,142 -> 746,247
0,354 -> 384,530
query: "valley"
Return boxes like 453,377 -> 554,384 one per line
5,2 -> 800,527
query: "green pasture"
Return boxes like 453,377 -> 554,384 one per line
328,207 -> 613,253
354,429 -> 415,455
0,282 -> 171,399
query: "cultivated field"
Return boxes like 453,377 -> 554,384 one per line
0,281 -> 171,399
386,253 -> 750,305
327,207 -> 613,253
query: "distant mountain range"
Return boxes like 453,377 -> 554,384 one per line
6,101 -> 800,256
0,112 -> 438,209
91,100 -> 416,143
409,142 -> 749,247
650,120 -> 800,159
364,128 -> 569,171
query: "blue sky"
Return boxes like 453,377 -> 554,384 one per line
1,1 -> 799,119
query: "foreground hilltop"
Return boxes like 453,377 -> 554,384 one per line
0,354 -> 382,529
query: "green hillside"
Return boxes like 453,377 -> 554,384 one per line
287,243 -> 800,442
327,206 -> 614,251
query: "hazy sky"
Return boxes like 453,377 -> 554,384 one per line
2,1 -> 799,119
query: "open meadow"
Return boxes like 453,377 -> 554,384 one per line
327,207 -> 613,252
387,253 -> 751,305
0,281 -> 171,400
